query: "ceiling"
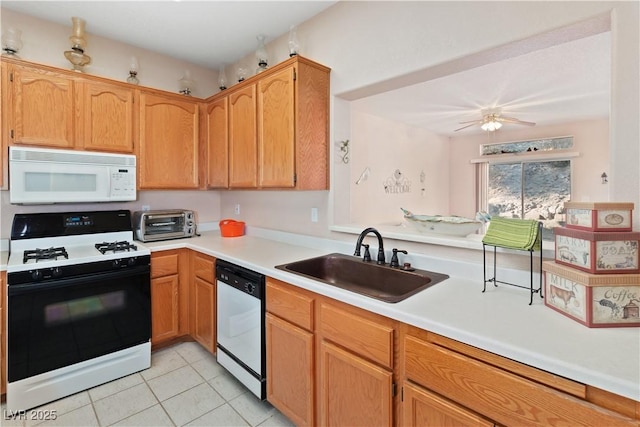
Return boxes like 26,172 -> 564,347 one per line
351,31 -> 611,136
2,1 -> 610,136
1,0 -> 337,69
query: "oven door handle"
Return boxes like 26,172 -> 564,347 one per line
8,265 -> 150,296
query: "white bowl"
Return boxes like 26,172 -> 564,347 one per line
401,208 -> 482,237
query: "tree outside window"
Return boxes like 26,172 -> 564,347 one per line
480,137 -> 573,240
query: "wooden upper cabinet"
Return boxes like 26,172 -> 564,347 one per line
7,63 -> 75,148
205,97 -> 229,188
1,62 -> 7,189
138,91 -> 199,189
4,60 -> 136,153
204,56 -> 330,190
80,81 -> 134,152
228,84 -> 257,188
257,66 -> 295,188
291,59 -> 330,190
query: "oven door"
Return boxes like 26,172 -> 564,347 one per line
7,265 -> 151,382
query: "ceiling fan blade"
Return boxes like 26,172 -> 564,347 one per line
457,119 -> 482,125
499,116 -> 536,126
454,123 -> 477,132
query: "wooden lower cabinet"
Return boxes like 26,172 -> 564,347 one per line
403,327 -> 640,427
266,278 -> 315,426
190,252 -> 216,353
266,313 -> 314,427
151,275 -> 180,344
402,382 -> 494,427
318,301 -> 395,427
151,250 -> 189,346
265,278 -> 639,427
319,340 -> 393,427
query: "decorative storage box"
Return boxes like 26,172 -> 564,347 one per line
565,201 -> 634,232
543,261 -> 640,328
554,227 -> 640,274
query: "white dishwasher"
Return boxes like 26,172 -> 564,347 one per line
216,259 -> 266,400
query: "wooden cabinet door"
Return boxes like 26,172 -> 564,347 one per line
319,340 -> 393,427
1,62 -> 7,188
402,382 -> 494,427
257,66 -> 295,188
139,92 -> 199,188
206,96 -> 229,188
190,252 -> 215,353
80,81 -> 134,153
228,85 -> 257,188
151,275 -> 179,345
266,313 -> 314,427
192,277 -> 215,353
8,64 -> 75,148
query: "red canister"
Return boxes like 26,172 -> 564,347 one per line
219,219 -> 245,237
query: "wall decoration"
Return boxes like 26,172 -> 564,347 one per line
384,169 -> 411,194
355,166 -> 370,185
338,140 -> 349,164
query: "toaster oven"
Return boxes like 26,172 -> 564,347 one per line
133,210 -> 195,242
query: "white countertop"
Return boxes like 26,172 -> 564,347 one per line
143,229 -> 640,402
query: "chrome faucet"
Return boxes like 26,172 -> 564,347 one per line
354,227 -> 385,264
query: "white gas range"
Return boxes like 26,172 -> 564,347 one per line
5,210 -> 152,411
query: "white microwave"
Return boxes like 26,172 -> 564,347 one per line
9,146 -> 137,204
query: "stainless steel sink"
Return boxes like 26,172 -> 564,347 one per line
275,253 -> 449,303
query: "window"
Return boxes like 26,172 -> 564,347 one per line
477,137 -> 574,240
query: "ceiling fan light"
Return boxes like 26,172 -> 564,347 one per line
481,120 -> 501,132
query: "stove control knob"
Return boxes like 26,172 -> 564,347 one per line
31,270 -> 42,281
127,257 -> 137,266
52,267 -> 62,277
112,259 -> 121,268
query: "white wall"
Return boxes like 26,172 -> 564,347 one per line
449,118 -> 611,218
1,2 -> 638,242
349,111 -> 450,224
0,8 -> 223,239
0,190 -> 221,239
226,1 -> 639,235
0,8 -> 218,97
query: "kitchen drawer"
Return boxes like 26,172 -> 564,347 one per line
319,302 -> 393,369
404,335 -> 639,427
266,278 -> 314,331
151,251 -> 179,278
193,253 -> 215,283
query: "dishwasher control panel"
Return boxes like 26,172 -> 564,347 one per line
216,259 -> 264,299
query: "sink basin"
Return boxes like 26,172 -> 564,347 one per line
275,253 -> 449,303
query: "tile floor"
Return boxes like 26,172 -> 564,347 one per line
1,342 -> 295,427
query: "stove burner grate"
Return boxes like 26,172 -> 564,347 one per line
95,241 -> 138,254
23,247 -> 69,264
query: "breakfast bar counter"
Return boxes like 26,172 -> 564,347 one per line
142,229 -> 640,402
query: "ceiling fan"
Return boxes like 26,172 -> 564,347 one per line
455,108 -> 536,132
